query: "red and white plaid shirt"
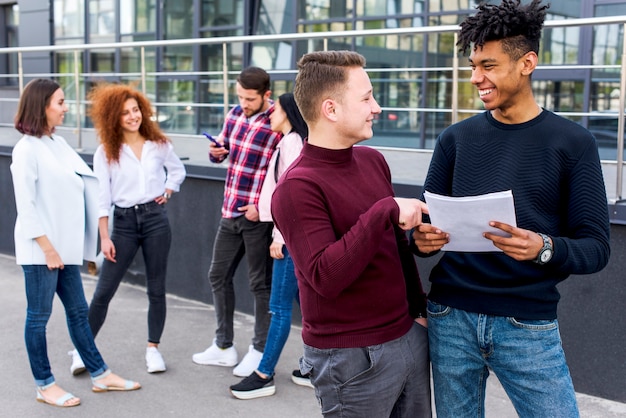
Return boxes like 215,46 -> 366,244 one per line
210,104 -> 282,218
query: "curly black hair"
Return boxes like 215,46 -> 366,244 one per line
458,0 -> 550,59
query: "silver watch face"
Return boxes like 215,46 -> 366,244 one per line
540,249 -> 553,263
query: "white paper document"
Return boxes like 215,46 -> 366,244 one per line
423,190 -> 517,252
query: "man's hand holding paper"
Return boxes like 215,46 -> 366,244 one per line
419,190 -> 518,252
484,220 -> 550,262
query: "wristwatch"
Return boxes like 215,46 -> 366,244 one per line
534,233 -> 553,265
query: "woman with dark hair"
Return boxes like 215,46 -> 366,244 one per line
229,92 -> 309,399
11,78 -> 140,408
68,83 -> 185,375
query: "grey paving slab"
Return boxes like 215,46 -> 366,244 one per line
2,254 -> 626,417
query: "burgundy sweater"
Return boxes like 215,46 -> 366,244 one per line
272,142 -> 427,349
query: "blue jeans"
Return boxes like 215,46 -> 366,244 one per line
427,300 -> 579,418
301,323 -> 431,418
257,247 -> 299,377
23,265 -> 108,387
89,201 -> 171,344
208,216 -> 273,351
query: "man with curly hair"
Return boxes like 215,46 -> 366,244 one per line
413,1 -> 610,416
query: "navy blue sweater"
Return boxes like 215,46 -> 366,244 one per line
421,110 -> 610,319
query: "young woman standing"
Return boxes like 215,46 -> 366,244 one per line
12,78 -> 140,408
69,83 -> 185,375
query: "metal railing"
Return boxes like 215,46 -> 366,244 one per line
1,15 -> 625,198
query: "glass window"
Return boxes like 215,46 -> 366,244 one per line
54,0 -> 84,39
588,80 -> 622,160
541,15 -> 579,65
592,23 -> 622,66
201,0 -> 244,28
358,0 -> 425,17
590,81 -> 621,113
120,37 -> 156,73
53,49 -> 84,129
163,0 -> 194,72
533,80 -> 584,113
89,0 -> 115,41
429,0 -> 472,13
121,0 -> 156,34
87,0 -> 116,74
425,32 -> 456,66
200,28 -> 244,72
596,3 -> 626,18
3,4 -> 18,85
198,22 -> 243,134
258,0 -> 296,35
90,49 -> 115,73
428,13 -> 466,26
360,0 -> 385,16
5,4 -> 17,27
165,0 -> 193,39
299,0 -> 351,20
198,79 -> 229,134
253,0 -> 299,69
157,80 -> 197,134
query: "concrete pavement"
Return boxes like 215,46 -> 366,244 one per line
2,253 -> 626,417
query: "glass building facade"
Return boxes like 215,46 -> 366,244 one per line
3,0 -> 625,155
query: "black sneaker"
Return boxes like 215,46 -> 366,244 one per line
291,369 -> 314,388
229,372 -> 276,400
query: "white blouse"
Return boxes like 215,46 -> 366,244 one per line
93,140 -> 186,217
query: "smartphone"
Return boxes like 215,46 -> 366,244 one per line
203,132 -> 222,147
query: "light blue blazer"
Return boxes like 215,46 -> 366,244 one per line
11,134 -> 99,265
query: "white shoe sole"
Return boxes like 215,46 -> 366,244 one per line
291,375 -> 314,388
192,358 -> 238,367
230,386 -> 276,400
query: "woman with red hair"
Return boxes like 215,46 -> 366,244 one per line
69,83 -> 185,375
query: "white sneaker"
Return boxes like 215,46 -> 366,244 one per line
146,346 -> 166,373
232,345 -> 263,377
68,349 -> 86,376
192,340 -> 238,367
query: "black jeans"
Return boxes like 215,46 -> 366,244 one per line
89,201 -> 172,344
208,216 -> 273,352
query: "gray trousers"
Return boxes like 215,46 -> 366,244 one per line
301,322 -> 432,418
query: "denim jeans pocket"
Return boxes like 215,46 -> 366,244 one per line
508,317 -> 558,331
427,299 -> 452,318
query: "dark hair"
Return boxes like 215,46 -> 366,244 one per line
277,93 -> 308,140
457,0 -> 550,59
294,50 -> 366,124
237,66 -> 271,95
14,78 -> 62,137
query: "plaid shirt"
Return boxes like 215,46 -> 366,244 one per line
211,104 -> 282,218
